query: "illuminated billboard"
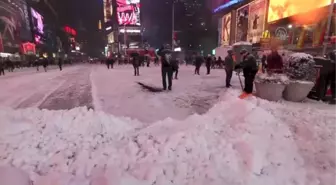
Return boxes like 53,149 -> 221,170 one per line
247,0 -> 267,43
104,0 -> 113,23
221,13 -> 231,45
268,0 -> 332,22
236,4 -> 249,42
0,0 -> 32,43
117,0 -> 141,26
31,8 -> 44,43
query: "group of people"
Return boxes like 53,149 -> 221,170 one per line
222,48 -> 284,99
0,57 -> 67,76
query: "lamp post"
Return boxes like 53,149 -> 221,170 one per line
172,0 -> 175,51
322,0 -> 335,56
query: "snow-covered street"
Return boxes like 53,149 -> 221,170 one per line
0,64 -> 335,185
0,64 -> 228,122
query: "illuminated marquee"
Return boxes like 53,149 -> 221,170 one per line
268,0 -> 332,22
117,0 -> 141,26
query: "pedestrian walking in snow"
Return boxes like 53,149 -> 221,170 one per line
58,58 -> 63,71
131,52 -> 140,76
194,54 -> 203,75
158,45 -> 173,90
206,55 -> 212,75
224,49 -> 234,88
42,58 -> 48,72
172,58 -> 179,80
0,61 -> 5,76
34,59 -> 40,71
235,49 -> 258,99
5,58 -> 14,72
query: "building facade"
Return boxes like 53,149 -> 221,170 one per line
214,0 -> 336,52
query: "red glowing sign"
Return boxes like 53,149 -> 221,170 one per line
21,42 -> 36,54
64,26 -> 77,36
117,0 -> 141,26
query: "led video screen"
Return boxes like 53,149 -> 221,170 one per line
117,0 -> 141,26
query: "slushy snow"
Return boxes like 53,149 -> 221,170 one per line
0,89 -> 334,185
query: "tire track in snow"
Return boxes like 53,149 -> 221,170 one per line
38,66 -> 94,110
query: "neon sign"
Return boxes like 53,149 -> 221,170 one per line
64,26 -> 77,36
213,0 -> 245,13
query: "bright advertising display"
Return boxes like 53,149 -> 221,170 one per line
104,0 -> 113,23
221,13 -> 231,45
0,0 -> 32,44
235,4 -> 249,42
267,0 -> 332,22
247,0 -> 266,43
31,8 -> 44,43
117,0 -> 141,26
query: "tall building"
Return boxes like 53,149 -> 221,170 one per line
174,0 -> 217,55
0,0 -> 32,54
104,0 -> 142,56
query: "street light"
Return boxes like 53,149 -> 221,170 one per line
172,0 -> 175,51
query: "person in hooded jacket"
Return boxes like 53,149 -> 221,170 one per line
158,45 -> 173,90
235,49 -> 258,98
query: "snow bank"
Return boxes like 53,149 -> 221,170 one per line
0,90 -> 334,185
233,41 -> 252,46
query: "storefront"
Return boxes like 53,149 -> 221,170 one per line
265,1 -> 336,51
215,0 -> 335,52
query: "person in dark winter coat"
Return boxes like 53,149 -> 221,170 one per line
266,50 -> 283,73
106,57 -> 114,69
206,55 -> 212,75
42,58 -> 48,72
131,52 -> 140,76
158,46 -> 173,90
5,58 -> 14,72
194,54 -> 203,75
172,58 -> 179,79
58,58 -> 63,71
0,61 -> 5,76
224,49 -> 234,87
217,56 -> 223,69
235,49 -> 258,98
34,59 -> 40,71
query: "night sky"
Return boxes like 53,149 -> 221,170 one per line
49,0 -> 214,52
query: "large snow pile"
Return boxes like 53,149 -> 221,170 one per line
0,90 -> 335,185
233,41 -> 252,46
285,53 -> 316,81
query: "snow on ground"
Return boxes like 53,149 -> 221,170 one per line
91,65 -> 230,123
0,64 -> 335,185
0,89 -> 335,185
0,65 -> 84,109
